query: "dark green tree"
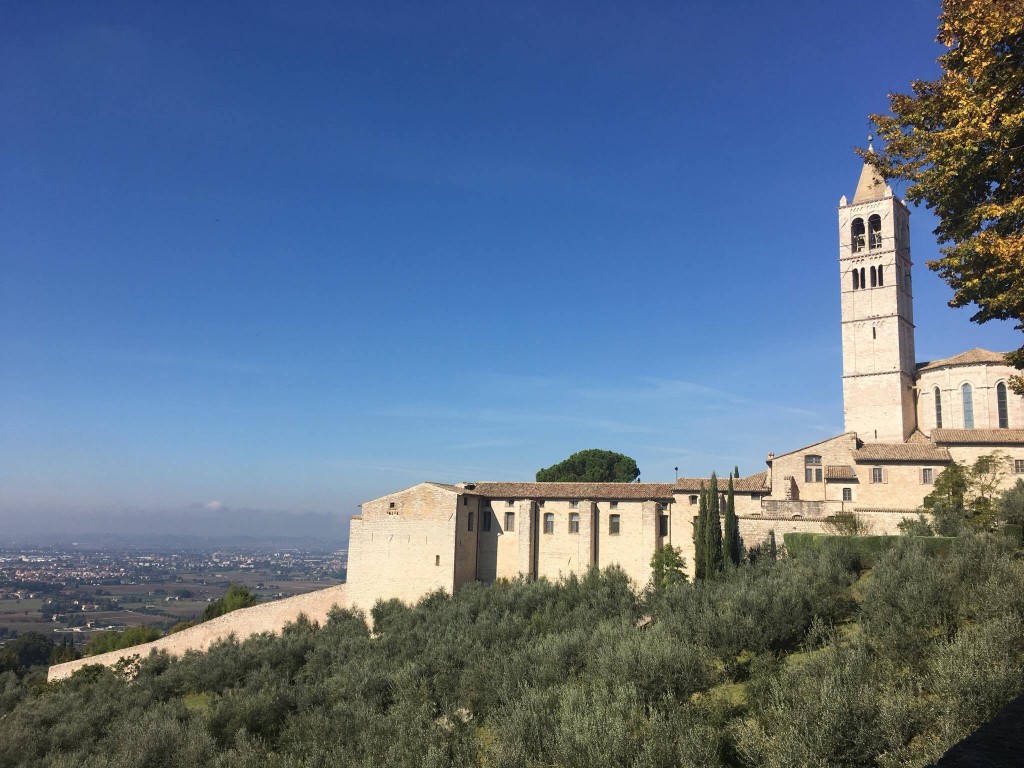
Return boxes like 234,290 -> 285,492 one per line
85,625 -> 162,656
734,465 -> 740,479
200,583 -> 259,622
694,483 -> 707,581
535,449 -> 640,482
703,473 -> 724,576
768,529 -> 778,561
724,474 -> 741,565
1000,478 -> 1024,525
648,544 -> 687,594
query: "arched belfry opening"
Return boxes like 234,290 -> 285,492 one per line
868,214 -> 882,249
852,218 -> 866,253
870,265 -> 877,287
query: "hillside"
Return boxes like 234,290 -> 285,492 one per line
2,534 -> 1023,767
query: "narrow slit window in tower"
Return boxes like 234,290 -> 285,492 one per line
868,214 -> 882,249
962,384 -> 975,429
860,267 -> 866,288
997,382 -> 1009,428
877,266 -> 884,286
853,270 -> 860,290
851,218 -> 866,253
934,387 -> 943,429
870,266 -> 877,287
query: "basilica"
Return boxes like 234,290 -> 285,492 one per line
343,154 -> 1024,611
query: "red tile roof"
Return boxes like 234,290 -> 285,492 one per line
853,443 -> 951,462
931,429 -> 1024,446
916,348 -> 1010,372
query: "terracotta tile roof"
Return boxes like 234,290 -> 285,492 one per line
916,348 -> 1009,372
466,482 -> 677,500
932,429 -> 1024,446
673,471 -> 770,493
853,443 -> 952,462
825,465 -> 857,480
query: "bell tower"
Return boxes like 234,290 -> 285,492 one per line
838,143 -> 917,443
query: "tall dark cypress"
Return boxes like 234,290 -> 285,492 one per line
724,474 -> 741,565
704,472 -> 723,575
694,482 -> 707,581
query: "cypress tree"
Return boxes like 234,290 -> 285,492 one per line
724,473 -> 741,565
734,465 -> 740,479
694,482 -> 707,581
704,472 -> 724,576
768,529 -> 778,561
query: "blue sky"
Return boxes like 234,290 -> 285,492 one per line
2,1 -> 1020,535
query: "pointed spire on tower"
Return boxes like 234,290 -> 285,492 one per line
852,134 -> 887,203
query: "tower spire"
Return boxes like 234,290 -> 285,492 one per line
852,138 -> 888,204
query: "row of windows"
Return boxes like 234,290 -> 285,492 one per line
482,499 -> 623,509
468,510 -> 673,536
934,382 -> 1010,429
851,215 -> 883,252
851,265 -> 884,290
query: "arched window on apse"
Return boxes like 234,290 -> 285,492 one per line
997,382 -> 1009,428
962,383 -> 975,429
934,387 -> 943,429
852,218 -> 866,253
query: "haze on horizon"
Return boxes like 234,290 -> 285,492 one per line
2,1 -> 1020,538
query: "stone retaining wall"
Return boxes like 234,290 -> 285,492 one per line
47,584 -> 347,682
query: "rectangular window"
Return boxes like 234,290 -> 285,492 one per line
435,555 -> 440,566
1015,460 -> 1024,474
804,455 -> 823,483
462,497 -> 468,506
543,513 -> 554,534
871,467 -> 884,484
689,495 -> 698,505
570,500 -> 579,508
482,511 -> 492,531
842,487 -> 852,502
610,501 -> 619,510
569,512 -> 580,534
659,515 -> 669,537
505,511 -> 515,531
922,468 -> 934,485
506,499 -> 515,507
609,514 -> 621,535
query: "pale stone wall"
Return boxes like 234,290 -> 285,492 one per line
766,434 -> 858,503
593,500 -> 659,589
453,496 -> 481,590
533,500 -> 592,581
346,483 -> 458,613
946,446 -> 1024,493
854,462 -> 938,510
476,499 -> 521,582
917,363 -> 1024,432
48,584 -> 346,682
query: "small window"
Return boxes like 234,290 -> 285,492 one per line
853,269 -> 860,290
659,515 -> 669,537
689,495 -> 698,505
506,499 -> 515,507
842,487 -> 852,502
389,502 -> 395,509
804,455 -> 823,483
997,383 -> 1009,429
871,467 -> 884,484
482,511 -> 492,531
505,511 -> 515,531
877,265 -> 884,286
543,513 -> 554,534
870,265 -> 877,288
934,387 -> 943,429
872,326 -> 877,339
962,383 -> 975,429
609,514 -> 621,535
860,266 -> 866,288
1014,459 -> 1024,474
435,555 -> 440,566
569,512 -> 580,534
922,468 -> 934,485
570,500 -> 579,508
609,501 -> 619,510
537,500 -> 545,507
851,218 -> 865,253
468,512 -> 474,531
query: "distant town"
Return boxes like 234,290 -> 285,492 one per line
0,545 -> 346,650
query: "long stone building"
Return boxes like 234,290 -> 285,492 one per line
345,155 -> 1024,610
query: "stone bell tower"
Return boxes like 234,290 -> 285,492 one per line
838,144 -> 918,443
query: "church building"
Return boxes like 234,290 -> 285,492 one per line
344,155 -> 1024,613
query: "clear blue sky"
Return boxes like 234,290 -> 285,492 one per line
2,1 -> 1019,535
